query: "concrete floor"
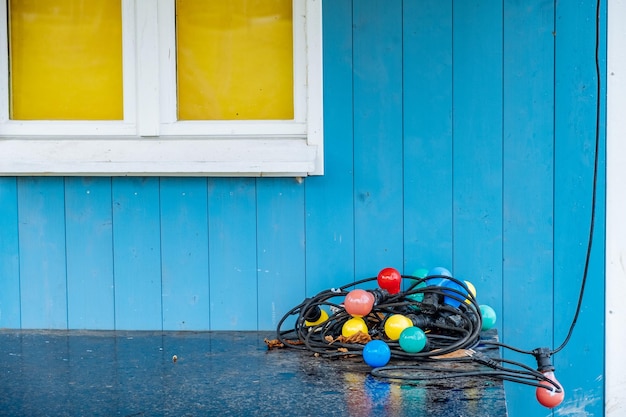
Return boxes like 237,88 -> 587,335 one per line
0,330 -> 507,416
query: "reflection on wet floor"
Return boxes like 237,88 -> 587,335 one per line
0,330 -> 507,417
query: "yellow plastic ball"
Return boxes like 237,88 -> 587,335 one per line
342,317 -> 368,337
464,280 -> 477,304
384,314 -> 413,340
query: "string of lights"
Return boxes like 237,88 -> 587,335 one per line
274,268 -> 563,408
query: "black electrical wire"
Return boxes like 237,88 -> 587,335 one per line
371,357 -> 562,392
552,0 -> 601,355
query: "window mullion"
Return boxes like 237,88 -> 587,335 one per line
158,0 -> 177,125
121,0 -> 137,127
135,0 -> 160,136
293,0 -> 307,123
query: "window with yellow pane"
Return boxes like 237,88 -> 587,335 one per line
0,0 -> 322,176
177,0 -> 294,121
8,0 -> 123,120
8,0 -> 294,121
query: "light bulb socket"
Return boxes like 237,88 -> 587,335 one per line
406,313 -> 433,329
458,304 -> 480,326
441,311 -> 466,328
533,347 -> 555,373
407,311 -> 468,330
370,288 -> 389,305
303,305 -> 322,323
420,292 -> 440,314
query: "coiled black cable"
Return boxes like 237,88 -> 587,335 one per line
277,274 -> 483,360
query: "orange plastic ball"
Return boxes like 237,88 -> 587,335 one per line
344,289 -> 375,317
536,371 -> 565,408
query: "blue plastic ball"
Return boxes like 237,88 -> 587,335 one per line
442,279 -> 466,308
362,340 -> 391,368
426,266 -> 452,286
427,266 -> 452,278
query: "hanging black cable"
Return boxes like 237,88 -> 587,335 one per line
552,0 -> 602,355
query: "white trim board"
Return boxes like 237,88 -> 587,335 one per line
606,0 -> 626,414
0,137 -> 316,177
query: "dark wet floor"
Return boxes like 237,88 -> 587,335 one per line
0,330 -> 507,416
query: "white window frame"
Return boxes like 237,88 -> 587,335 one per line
0,0 -> 323,177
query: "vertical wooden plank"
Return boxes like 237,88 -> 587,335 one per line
305,0 -> 355,295
501,1 -> 555,415
452,0 -> 503,307
352,0 -> 404,279
112,177 -> 162,330
0,178 -> 21,328
207,178 -> 258,330
554,1 -> 605,415
403,0 -> 453,274
257,178 -> 306,330
160,177 -> 210,330
17,177 -> 67,329
65,177 -> 115,329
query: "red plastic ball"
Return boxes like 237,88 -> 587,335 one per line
344,289 -> 375,317
377,267 -> 402,294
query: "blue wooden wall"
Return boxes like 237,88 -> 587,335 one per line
0,1 -> 605,415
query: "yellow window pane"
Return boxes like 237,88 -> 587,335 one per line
9,0 -> 123,120
176,0 -> 294,121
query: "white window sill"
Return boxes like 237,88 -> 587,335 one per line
0,136 -> 319,177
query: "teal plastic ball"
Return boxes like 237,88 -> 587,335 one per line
406,281 -> 427,303
412,268 -> 429,279
399,327 -> 427,353
362,340 -> 391,368
407,268 -> 429,304
480,304 -> 497,330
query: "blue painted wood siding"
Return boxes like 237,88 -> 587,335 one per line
0,1 -> 605,415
